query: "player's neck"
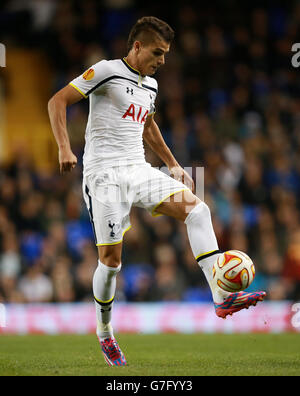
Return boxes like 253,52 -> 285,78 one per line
124,55 -> 144,76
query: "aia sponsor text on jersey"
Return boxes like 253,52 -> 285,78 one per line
122,104 -> 149,124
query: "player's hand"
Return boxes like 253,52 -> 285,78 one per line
169,166 -> 195,192
59,148 -> 77,174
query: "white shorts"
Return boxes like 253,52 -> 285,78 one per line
82,163 -> 189,246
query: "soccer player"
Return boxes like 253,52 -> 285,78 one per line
48,16 -> 266,366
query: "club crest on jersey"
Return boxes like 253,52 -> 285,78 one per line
122,104 -> 149,124
83,68 -> 95,81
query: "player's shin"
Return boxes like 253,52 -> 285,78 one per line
184,202 -> 230,303
93,260 -> 121,339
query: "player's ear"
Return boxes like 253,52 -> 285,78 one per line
133,41 -> 142,53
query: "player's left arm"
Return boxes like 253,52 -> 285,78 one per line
143,115 -> 194,191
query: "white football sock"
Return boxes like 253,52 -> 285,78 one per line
93,260 -> 121,339
184,202 -> 230,303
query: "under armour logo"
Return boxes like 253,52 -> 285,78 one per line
126,87 -> 134,95
108,221 -> 116,237
100,307 -> 112,313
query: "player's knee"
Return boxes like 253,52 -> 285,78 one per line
200,201 -> 211,217
101,256 -> 121,268
185,201 -> 212,224
99,251 -> 121,268
98,245 -> 122,268
182,195 -> 205,221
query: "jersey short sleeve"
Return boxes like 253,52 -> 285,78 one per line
69,60 -> 111,98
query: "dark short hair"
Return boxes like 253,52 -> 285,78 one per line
127,16 -> 174,53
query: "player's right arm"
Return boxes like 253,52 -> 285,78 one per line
48,84 -> 83,174
48,60 -> 110,174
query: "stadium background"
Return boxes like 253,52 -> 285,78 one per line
0,0 -> 300,334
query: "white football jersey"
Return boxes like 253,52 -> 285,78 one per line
69,58 -> 158,176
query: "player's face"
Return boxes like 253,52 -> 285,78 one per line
136,38 -> 170,76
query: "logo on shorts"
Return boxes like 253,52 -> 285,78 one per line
108,221 -> 120,238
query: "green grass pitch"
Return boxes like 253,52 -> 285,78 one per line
0,333 -> 300,376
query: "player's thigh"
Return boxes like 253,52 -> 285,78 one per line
155,189 -> 201,221
82,171 -> 130,265
132,165 -> 192,218
97,243 -> 123,268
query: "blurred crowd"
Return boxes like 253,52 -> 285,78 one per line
1,0 -> 300,304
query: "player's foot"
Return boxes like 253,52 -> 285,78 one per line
214,291 -> 266,319
99,336 -> 127,366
